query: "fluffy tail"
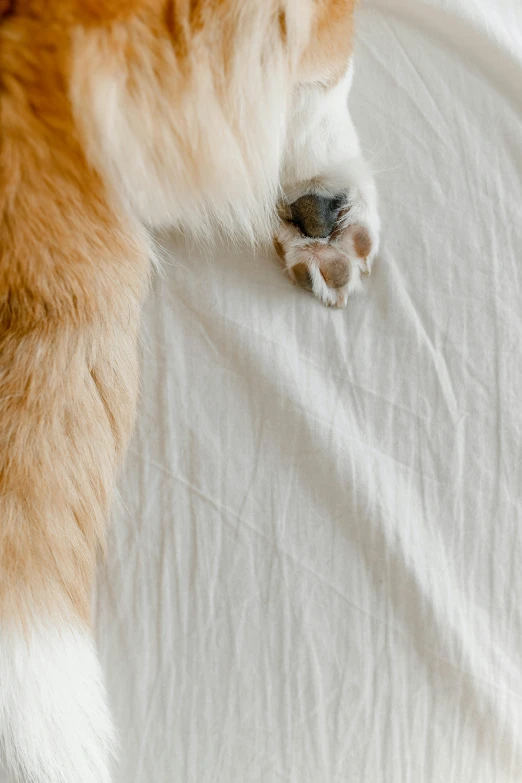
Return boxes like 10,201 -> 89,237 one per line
0,223 -> 146,783
0,17 -> 149,779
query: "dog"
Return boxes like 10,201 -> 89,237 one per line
0,1 -> 380,780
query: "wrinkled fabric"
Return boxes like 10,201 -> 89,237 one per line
4,1 -> 522,781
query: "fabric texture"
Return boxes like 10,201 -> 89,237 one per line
4,1 -> 522,781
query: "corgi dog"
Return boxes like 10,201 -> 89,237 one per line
0,1 -> 379,780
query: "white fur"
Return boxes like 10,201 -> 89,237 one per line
282,65 -> 357,196
0,620 -> 115,783
278,63 -> 381,306
71,2 -> 313,243
282,64 -> 379,244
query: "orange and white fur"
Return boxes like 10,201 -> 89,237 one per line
0,1 -> 379,780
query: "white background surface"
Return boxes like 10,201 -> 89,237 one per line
6,1 -> 522,781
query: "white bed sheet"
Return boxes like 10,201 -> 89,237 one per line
8,1 -> 522,781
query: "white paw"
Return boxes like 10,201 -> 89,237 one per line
274,196 -> 380,309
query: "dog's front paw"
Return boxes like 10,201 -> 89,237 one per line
275,192 -> 380,308
274,222 -> 355,309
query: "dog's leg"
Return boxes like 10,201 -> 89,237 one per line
276,65 -> 380,308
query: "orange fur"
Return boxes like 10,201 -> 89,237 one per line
0,0 -> 356,626
0,13 -> 149,627
301,0 -> 357,84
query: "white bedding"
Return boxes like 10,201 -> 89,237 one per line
8,1 -> 522,781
